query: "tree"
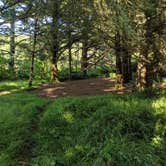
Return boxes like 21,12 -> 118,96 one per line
136,0 -> 165,90
9,5 -> 16,75
28,18 -> 38,87
95,0 -> 134,85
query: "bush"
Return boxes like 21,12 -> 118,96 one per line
58,69 -> 84,81
87,66 -> 111,78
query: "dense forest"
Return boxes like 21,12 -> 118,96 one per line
0,0 -> 166,166
0,0 -> 165,88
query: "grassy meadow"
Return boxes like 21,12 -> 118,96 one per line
0,85 -> 165,165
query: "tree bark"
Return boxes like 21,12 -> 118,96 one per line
115,32 -> 132,85
51,45 -> 59,82
51,62 -> 58,82
68,30 -> 72,80
136,15 -> 152,90
81,40 -> 88,78
28,18 -> 38,87
115,32 -> 123,86
121,32 -> 132,83
50,1 -> 60,83
9,5 -> 15,75
136,55 -> 147,91
122,47 -> 132,83
68,43 -> 72,80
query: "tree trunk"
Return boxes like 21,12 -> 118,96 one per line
121,32 -> 132,84
68,44 -> 72,80
136,41 -> 150,90
50,1 -> 60,83
68,31 -> 72,80
9,5 -> 15,76
81,40 -> 88,78
51,45 -> 59,82
136,17 -> 152,90
115,32 -> 132,86
28,18 -> 38,87
115,32 -> 123,87
136,55 -> 147,91
128,54 -> 132,81
75,49 -> 78,73
122,48 -> 132,83
51,62 -> 58,82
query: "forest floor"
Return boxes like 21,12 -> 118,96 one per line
33,77 -> 134,98
0,77 -> 165,98
0,78 -> 166,165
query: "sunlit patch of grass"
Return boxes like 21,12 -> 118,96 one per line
0,80 -> 42,95
152,135 -> 163,146
152,97 -> 166,115
0,90 -> 13,96
63,112 -> 74,123
0,80 -> 27,90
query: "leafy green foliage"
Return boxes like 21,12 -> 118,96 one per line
58,66 -> 111,81
87,66 -> 111,78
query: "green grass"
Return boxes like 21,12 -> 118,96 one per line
0,80 -> 44,94
32,92 -> 166,166
0,93 -> 50,165
0,90 -> 165,166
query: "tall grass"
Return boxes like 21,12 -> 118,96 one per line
0,93 -> 49,165
33,92 -> 166,166
0,90 -> 165,165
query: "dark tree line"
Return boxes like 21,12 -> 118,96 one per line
0,0 -> 165,90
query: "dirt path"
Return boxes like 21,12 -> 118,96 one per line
33,77 -> 134,98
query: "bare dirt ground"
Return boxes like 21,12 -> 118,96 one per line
33,77 -> 134,98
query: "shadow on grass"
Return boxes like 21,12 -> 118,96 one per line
0,93 -> 51,165
32,91 -> 166,166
